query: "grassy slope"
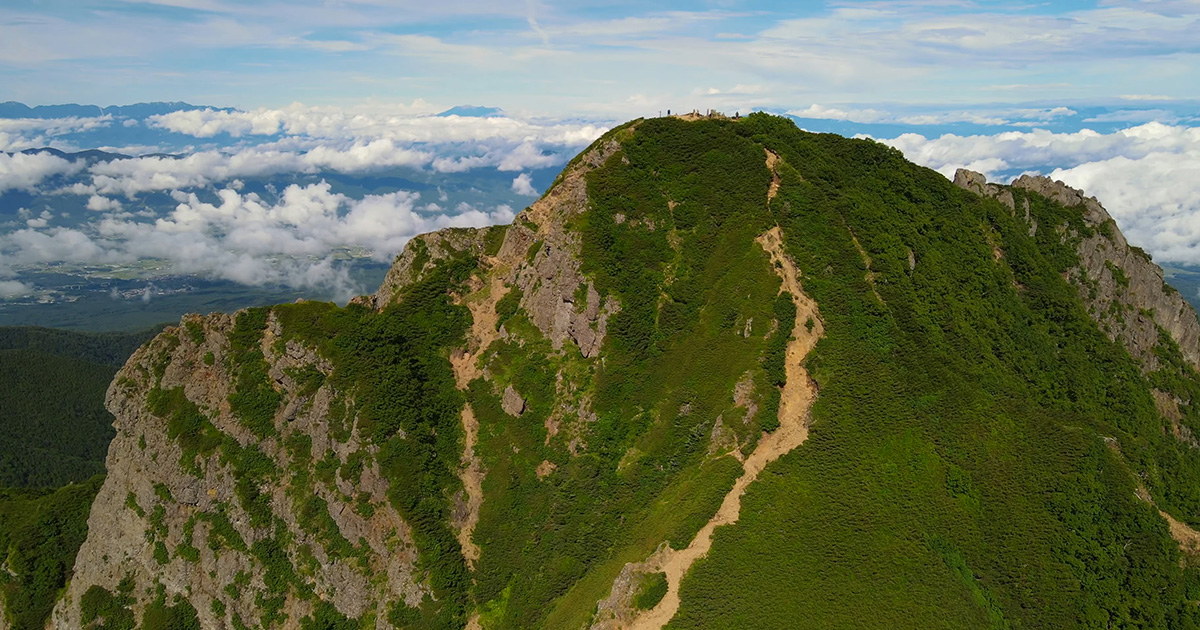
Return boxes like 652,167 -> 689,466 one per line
471,118 -> 791,629
669,115 -> 1200,629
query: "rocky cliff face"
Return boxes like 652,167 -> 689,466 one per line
52,311 -> 429,628
51,133 -> 638,629
954,169 -> 1200,375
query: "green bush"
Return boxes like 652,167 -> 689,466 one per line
634,572 -> 668,610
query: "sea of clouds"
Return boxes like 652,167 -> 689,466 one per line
3,102 -> 1200,300
0,106 -> 608,299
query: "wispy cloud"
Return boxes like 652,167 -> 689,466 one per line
6,2 -> 1200,113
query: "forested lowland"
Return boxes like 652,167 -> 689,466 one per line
0,325 -> 163,487
18,115 -> 1200,630
0,325 -> 166,367
0,326 -> 161,630
0,478 -> 104,630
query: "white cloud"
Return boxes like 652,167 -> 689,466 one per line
0,115 -> 113,136
788,104 -> 888,123
44,106 -> 612,196
86,195 -> 123,212
899,112 -> 1013,126
789,104 -> 1079,128
1051,153 -> 1200,266
0,151 -> 84,192
25,210 -> 52,228
880,122 -> 1200,180
0,279 -> 32,298
0,116 -> 116,152
81,143 -> 433,196
1,181 -> 515,299
149,104 -> 607,146
497,142 -> 558,171
1083,109 -> 1184,124
511,172 -> 538,196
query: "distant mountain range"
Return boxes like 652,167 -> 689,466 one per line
0,101 -> 233,120
0,101 -> 506,120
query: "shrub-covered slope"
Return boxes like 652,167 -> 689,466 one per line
43,115 -> 1200,630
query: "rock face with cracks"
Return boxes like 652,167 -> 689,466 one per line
52,312 -> 428,629
50,130 -> 629,630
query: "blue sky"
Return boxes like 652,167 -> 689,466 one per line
5,0 -> 1200,299
3,0 -> 1199,118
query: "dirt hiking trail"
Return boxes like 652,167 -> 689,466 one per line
450,271 -> 510,567
627,227 -> 823,630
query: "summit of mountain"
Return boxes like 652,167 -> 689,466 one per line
20,114 -> 1200,630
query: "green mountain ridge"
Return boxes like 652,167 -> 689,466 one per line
13,114 -> 1200,629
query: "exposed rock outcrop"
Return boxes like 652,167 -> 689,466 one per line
955,169 -> 1200,374
51,311 -> 429,629
53,127 -> 635,629
501,140 -> 622,359
501,385 -> 526,417
369,227 -> 497,309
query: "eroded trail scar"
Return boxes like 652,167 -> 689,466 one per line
765,149 -> 782,203
627,227 -> 823,630
450,272 -> 509,568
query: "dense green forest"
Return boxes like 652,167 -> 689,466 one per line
0,325 -> 165,367
0,350 -> 120,488
0,477 -> 104,630
0,325 -> 160,629
0,325 -> 162,487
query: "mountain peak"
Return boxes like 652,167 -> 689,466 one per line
47,114 -> 1200,630
436,105 -> 505,118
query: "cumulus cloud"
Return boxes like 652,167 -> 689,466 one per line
0,104 -> 604,299
0,151 -> 84,193
0,116 -> 116,152
880,122 -> 1200,180
39,107 -> 610,196
511,172 -> 538,196
86,195 -> 123,211
77,143 -> 432,197
0,280 -> 32,298
1051,154 -> 1200,266
880,122 -> 1200,266
25,210 -> 52,228
149,104 -> 607,146
1,181 -> 515,300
